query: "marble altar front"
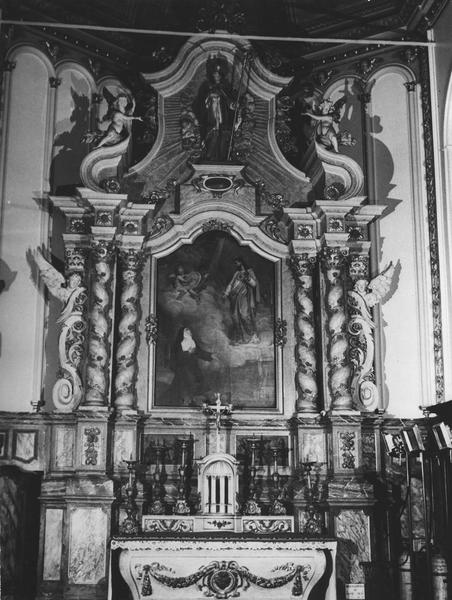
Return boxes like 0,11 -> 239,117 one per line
111,535 -> 337,600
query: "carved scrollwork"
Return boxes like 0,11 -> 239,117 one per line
243,519 -> 291,534
275,95 -> 298,162
147,214 -> 174,239
83,427 -> 101,466
274,318 -> 287,347
142,518 -> 193,533
339,431 -> 356,469
420,48 -> 444,400
145,314 -> 158,345
52,288 -> 88,412
201,219 -> 233,233
260,215 -> 288,244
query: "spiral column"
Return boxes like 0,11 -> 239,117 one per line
114,247 -> 145,412
288,251 -> 319,412
84,239 -> 116,407
322,245 -> 353,411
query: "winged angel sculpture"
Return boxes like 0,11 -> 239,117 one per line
33,249 -> 87,411
301,96 -> 356,153
83,88 -> 142,148
348,263 -> 396,411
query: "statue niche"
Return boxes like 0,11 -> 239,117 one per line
190,52 -> 255,163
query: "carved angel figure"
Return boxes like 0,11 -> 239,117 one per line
353,262 -> 395,309
301,96 -> 355,153
32,249 -> 85,322
83,88 -> 142,148
348,262 -> 396,412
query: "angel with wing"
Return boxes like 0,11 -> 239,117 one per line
32,248 -> 86,323
301,96 -> 354,153
353,262 -> 395,310
83,88 -> 142,148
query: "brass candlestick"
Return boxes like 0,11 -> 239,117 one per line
243,436 -> 262,515
120,457 -> 140,535
149,443 -> 166,514
300,461 -> 323,537
270,447 -> 287,515
173,438 -> 191,515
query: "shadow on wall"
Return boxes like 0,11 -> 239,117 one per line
366,110 -> 404,411
50,82 -> 92,195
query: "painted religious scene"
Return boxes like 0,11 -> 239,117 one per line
154,231 -> 276,408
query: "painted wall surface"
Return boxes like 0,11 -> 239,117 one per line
367,68 -> 433,417
0,48 -> 52,411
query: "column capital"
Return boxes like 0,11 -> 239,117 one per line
119,201 -> 156,236
321,245 -> 349,269
287,252 -> 318,277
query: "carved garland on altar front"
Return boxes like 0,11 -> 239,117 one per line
135,560 -> 312,599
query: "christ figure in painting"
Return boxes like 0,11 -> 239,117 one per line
224,257 -> 260,344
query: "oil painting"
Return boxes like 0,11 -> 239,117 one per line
154,231 -> 276,409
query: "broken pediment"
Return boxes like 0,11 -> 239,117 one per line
124,35 -> 312,207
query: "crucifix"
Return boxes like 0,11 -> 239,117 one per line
202,393 -> 233,453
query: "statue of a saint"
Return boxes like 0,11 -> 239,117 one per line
194,54 -> 236,161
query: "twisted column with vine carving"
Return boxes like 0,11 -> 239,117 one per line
288,253 -> 318,412
85,240 -> 115,407
114,248 -> 144,411
322,246 -> 353,411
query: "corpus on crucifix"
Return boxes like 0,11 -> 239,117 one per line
202,393 -> 233,452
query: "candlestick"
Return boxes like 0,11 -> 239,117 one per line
120,458 -> 139,535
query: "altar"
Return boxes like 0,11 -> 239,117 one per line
111,535 -> 337,600
24,29 -> 386,600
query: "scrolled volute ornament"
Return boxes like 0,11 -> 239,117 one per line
348,262 -> 395,411
30,248 -> 87,411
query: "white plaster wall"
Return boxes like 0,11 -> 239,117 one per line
0,47 -> 54,411
367,68 -> 434,417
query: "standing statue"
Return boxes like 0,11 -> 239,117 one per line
301,96 -> 355,153
348,262 -> 396,411
32,249 -> 87,411
194,54 -> 237,161
83,88 -> 142,148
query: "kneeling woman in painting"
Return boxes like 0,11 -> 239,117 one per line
168,327 -> 213,406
